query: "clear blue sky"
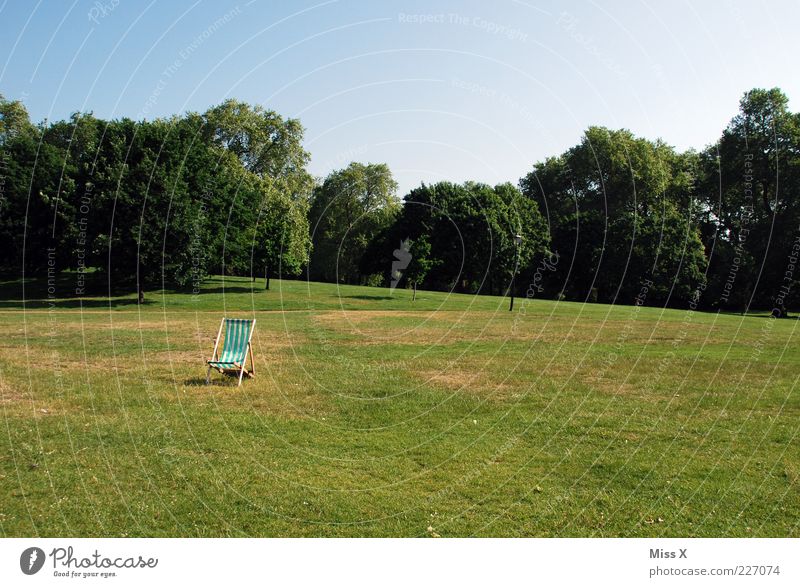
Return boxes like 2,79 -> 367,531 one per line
2,0 -> 798,195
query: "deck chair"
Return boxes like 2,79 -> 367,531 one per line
206,318 -> 256,386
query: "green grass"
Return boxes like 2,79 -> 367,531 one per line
0,275 -> 798,537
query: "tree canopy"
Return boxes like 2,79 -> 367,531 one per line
308,162 -> 399,284
361,181 -> 549,296
2,88 -> 799,313
521,126 -> 708,306
0,97 -> 312,296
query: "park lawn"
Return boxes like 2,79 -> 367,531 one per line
0,275 -> 798,537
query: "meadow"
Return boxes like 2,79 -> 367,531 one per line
0,275 -> 798,537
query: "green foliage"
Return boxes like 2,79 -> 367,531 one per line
308,162 -> 400,283
201,99 -> 309,179
404,235 -> 436,289
697,88 -> 800,311
250,176 -> 312,285
362,181 -> 549,296
0,99 -> 312,294
3,87 -> 800,312
521,126 -> 707,306
0,94 -> 35,144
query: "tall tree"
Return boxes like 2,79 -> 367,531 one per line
0,98 -> 314,297
362,181 -> 548,296
308,162 -> 399,283
521,126 -> 707,306
201,99 -> 313,286
250,175 -> 312,289
202,99 -> 309,180
697,88 -> 800,313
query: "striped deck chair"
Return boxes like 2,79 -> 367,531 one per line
206,318 -> 256,386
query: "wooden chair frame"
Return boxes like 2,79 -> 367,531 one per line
206,318 -> 256,386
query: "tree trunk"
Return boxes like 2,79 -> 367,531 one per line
412,282 -> 417,301
137,261 -> 144,304
265,263 -> 270,290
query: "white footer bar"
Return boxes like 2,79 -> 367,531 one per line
1,538 -> 797,586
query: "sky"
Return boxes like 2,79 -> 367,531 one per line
1,0 -> 798,195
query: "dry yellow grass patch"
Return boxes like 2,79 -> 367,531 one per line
511,316 -> 730,346
417,367 -> 516,399
312,310 -> 518,346
0,378 -> 27,405
0,376 -> 65,419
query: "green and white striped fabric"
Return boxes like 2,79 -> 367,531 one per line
209,319 -> 253,368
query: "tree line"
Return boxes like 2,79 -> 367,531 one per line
1,88 -> 798,313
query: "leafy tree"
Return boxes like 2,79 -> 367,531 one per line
308,162 -> 399,283
697,88 -> 800,312
404,236 -> 435,300
0,94 -> 35,144
200,100 -> 313,288
250,176 -> 312,289
362,181 -> 548,297
202,99 -> 309,179
0,99 -> 314,297
0,102 -> 80,277
6,88 -> 799,315
521,126 -> 707,306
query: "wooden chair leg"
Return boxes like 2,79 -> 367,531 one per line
237,363 -> 246,387
206,365 -> 212,384
248,344 -> 255,377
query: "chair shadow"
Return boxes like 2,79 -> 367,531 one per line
184,376 -> 241,387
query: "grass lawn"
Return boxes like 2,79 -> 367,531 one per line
0,275 -> 798,537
